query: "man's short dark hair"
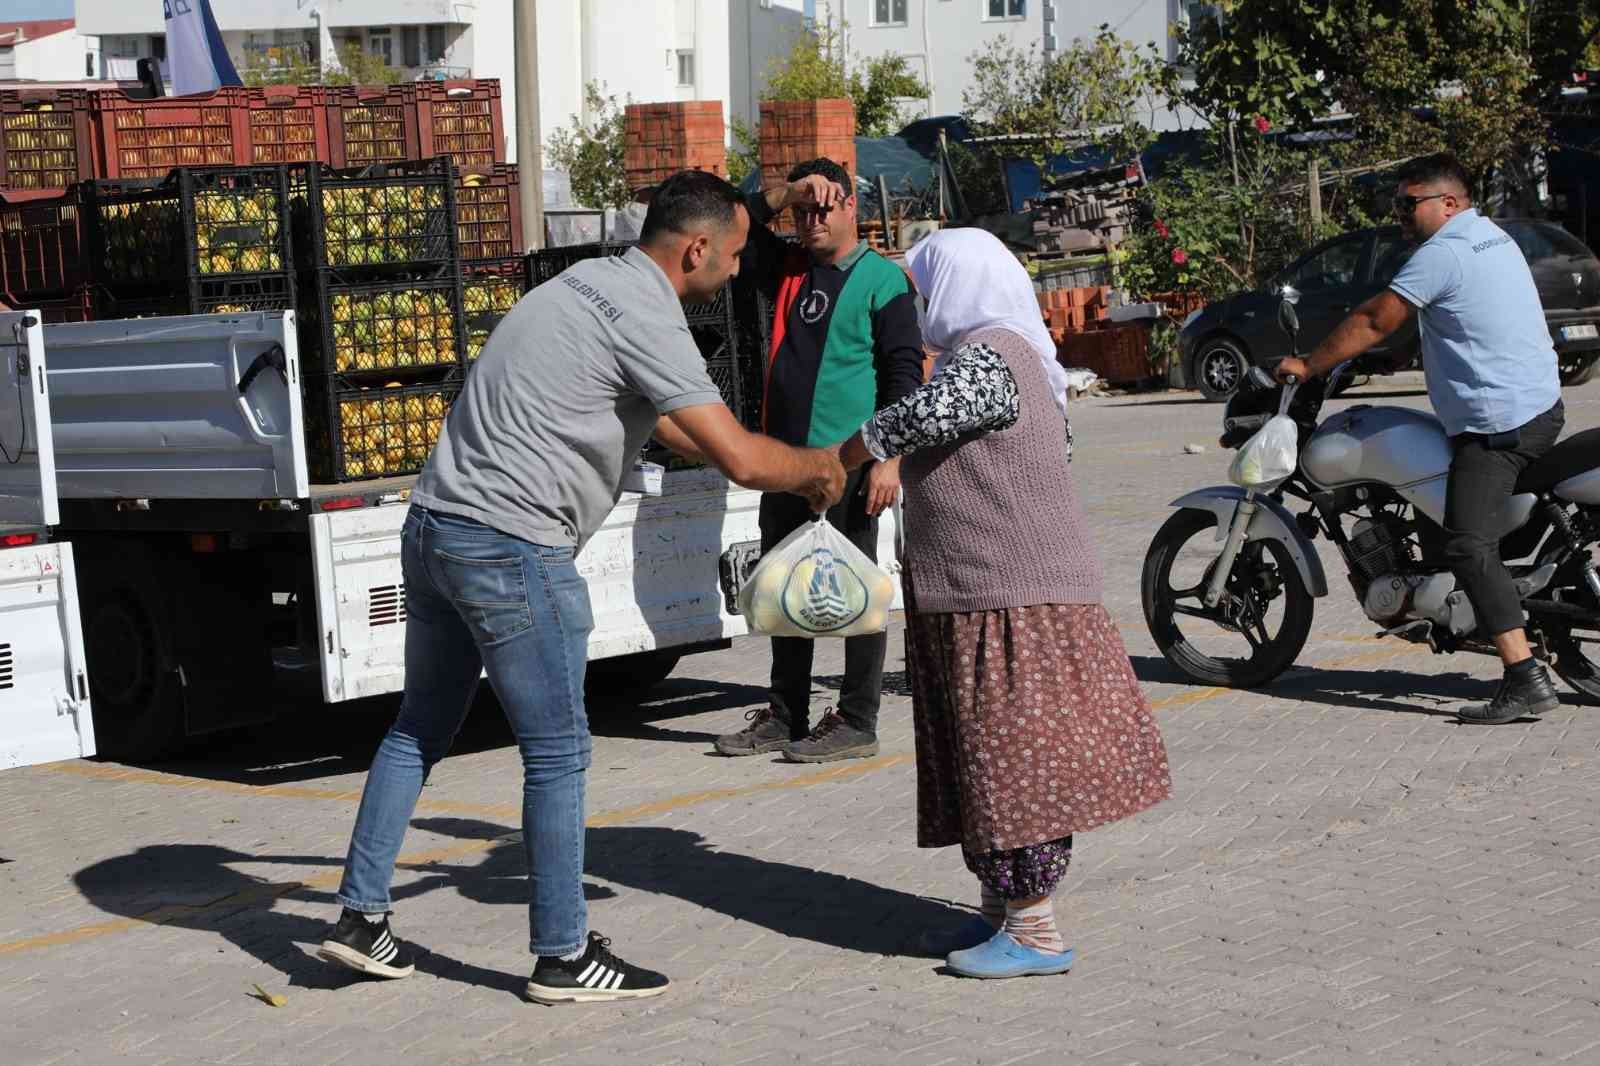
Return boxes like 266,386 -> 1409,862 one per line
787,157 -> 853,193
640,170 -> 744,244
1396,152 -> 1473,200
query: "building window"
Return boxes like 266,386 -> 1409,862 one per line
677,50 -> 696,87
368,29 -> 393,67
426,25 -> 448,63
872,0 -> 909,26
402,26 -> 421,68
984,0 -> 1025,19
86,52 -> 97,77
1183,2 -> 1222,31
150,35 -> 166,61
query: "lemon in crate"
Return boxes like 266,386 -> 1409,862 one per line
193,188 -> 283,274
328,285 -> 457,373
463,270 -> 522,360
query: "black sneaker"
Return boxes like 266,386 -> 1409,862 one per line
526,932 -> 670,1004
713,706 -> 794,756
1457,664 -> 1562,725
782,710 -> 879,763
317,908 -> 415,979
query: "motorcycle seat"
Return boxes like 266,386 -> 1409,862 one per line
1516,427 -> 1600,495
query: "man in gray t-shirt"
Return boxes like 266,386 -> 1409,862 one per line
319,172 -> 845,1003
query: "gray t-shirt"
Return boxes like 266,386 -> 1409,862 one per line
413,247 -> 723,548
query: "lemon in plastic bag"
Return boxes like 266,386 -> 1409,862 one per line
1228,413 -> 1300,490
736,517 -> 896,638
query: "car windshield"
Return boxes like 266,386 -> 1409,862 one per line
1506,221 -> 1595,261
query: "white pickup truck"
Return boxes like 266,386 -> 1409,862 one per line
8,310 -> 899,762
0,310 -> 94,769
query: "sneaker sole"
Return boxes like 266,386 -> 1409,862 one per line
713,737 -> 790,757
317,940 -> 415,979
525,981 -> 670,1005
781,742 -> 879,764
946,958 -> 1075,979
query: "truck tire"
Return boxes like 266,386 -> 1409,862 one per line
587,649 -> 684,698
77,546 -> 185,762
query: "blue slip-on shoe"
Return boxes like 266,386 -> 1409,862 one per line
914,915 -> 998,958
945,929 -> 1076,979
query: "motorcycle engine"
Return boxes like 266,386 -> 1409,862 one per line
1350,517 -> 1418,623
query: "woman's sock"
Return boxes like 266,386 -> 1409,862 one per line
1004,898 -> 1065,954
979,886 -> 1006,929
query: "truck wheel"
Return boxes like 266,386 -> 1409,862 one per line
587,649 -> 684,698
1560,354 -> 1597,387
79,554 -> 184,762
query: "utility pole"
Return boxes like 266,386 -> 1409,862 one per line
514,0 -> 545,251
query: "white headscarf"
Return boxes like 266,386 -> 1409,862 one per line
905,227 -> 1071,418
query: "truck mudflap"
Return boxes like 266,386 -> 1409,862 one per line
0,312 -> 94,768
308,469 -> 906,703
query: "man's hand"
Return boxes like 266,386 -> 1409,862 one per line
802,448 -> 847,513
861,457 -> 900,517
1274,356 -> 1311,384
784,174 -> 847,212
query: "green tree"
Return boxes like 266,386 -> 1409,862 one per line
544,83 -> 630,210
760,21 -> 930,138
962,27 -> 1178,174
238,42 -> 403,87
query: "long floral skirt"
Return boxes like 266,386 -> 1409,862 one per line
906,599 -> 1172,856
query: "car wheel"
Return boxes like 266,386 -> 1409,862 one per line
1193,337 -> 1250,402
1560,353 -> 1598,387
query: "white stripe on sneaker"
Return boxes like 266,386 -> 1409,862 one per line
606,971 -> 625,991
584,965 -> 614,989
577,961 -> 599,984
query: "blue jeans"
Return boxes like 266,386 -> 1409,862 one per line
336,505 -> 594,956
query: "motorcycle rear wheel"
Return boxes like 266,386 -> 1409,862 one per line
1142,507 -> 1315,688
1546,626 -> 1600,705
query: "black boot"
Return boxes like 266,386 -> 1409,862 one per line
1457,660 -> 1561,725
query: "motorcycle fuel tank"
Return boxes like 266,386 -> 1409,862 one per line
1302,406 -> 1453,523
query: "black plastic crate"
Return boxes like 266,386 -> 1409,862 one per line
306,376 -> 460,483
683,282 -> 733,326
524,240 -> 631,287
461,256 -> 526,361
304,272 -> 465,379
92,271 -> 297,319
293,157 -> 459,275
85,165 -> 295,292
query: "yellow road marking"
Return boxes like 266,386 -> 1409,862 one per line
0,754 -> 912,957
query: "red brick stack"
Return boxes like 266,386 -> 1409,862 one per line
758,99 -> 856,233
1036,285 -> 1112,345
624,101 -> 727,193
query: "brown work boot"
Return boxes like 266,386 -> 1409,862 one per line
713,706 -> 793,756
782,710 -> 878,763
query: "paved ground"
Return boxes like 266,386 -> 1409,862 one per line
4,376 -> 1600,1066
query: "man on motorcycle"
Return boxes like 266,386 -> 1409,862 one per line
1276,152 -> 1565,725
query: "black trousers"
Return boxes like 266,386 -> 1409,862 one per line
1444,400 -> 1565,638
758,465 -> 886,738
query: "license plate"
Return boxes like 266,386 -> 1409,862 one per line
1561,323 -> 1599,341
718,540 -> 763,614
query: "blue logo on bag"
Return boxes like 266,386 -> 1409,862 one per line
782,547 -> 868,632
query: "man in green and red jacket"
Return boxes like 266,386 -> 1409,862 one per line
713,157 -> 925,763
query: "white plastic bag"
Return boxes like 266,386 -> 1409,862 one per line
1228,413 -> 1299,489
736,517 -> 896,638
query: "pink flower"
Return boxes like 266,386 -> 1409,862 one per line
1254,115 -> 1272,134
1171,248 -> 1188,265
1153,218 -> 1171,239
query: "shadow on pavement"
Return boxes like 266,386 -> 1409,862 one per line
411,817 -> 970,958
126,675 -> 768,787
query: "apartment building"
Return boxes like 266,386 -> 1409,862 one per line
827,0 -> 1200,127
0,19 -> 100,83
74,1 -> 809,161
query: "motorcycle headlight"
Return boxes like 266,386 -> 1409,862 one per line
1181,308 -> 1204,331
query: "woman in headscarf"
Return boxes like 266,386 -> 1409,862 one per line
838,228 -> 1172,980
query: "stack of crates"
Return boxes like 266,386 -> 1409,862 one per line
0,187 -> 88,320
81,164 -> 297,319
292,157 -> 465,482
457,164 -> 525,365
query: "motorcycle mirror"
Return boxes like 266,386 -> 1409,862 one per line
1278,297 -> 1301,338
1278,284 -> 1301,306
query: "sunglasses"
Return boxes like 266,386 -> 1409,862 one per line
792,204 -> 836,222
1392,192 -> 1449,215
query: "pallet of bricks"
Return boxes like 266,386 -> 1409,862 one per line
293,157 -> 466,482
524,241 -> 758,465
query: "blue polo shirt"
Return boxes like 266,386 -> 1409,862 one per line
1389,209 -> 1560,437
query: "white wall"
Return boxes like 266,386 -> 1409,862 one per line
8,29 -> 97,82
74,0 -> 480,36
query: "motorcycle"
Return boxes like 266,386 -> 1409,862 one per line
1141,288 -> 1600,700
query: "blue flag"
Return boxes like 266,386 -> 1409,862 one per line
164,0 -> 242,96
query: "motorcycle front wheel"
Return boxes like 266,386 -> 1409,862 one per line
1142,507 -> 1315,687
